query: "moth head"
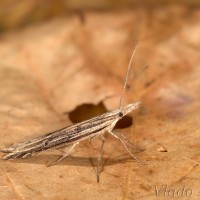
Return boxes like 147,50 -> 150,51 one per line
119,101 -> 141,118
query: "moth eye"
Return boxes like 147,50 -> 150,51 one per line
44,141 -> 49,147
118,112 -> 123,117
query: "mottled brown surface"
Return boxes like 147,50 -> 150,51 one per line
0,6 -> 200,200
0,1 -> 200,31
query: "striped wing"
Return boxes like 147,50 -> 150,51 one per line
1,109 -> 119,159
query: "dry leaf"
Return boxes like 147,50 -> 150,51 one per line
0,6 -> 200,200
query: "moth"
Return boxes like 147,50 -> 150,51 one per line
0,42 -> 145,182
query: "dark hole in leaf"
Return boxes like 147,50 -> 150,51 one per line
68,102 -> 107,123
114,115 -> 133,129
67,102 -> 133,129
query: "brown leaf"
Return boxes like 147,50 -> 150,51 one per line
0,6 -> 200,200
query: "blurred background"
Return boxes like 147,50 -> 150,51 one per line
0,0 -> 200,116
0,0 -> 200,32
0,1 -> 200,199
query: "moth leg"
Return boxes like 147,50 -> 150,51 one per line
113,130 -> 145,152
108,130 -> 146,164
47,142 -> 79,167
96,134 -> 105,183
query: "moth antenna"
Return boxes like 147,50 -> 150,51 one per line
119,41 -> 138,108
123,65 -> 149,106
